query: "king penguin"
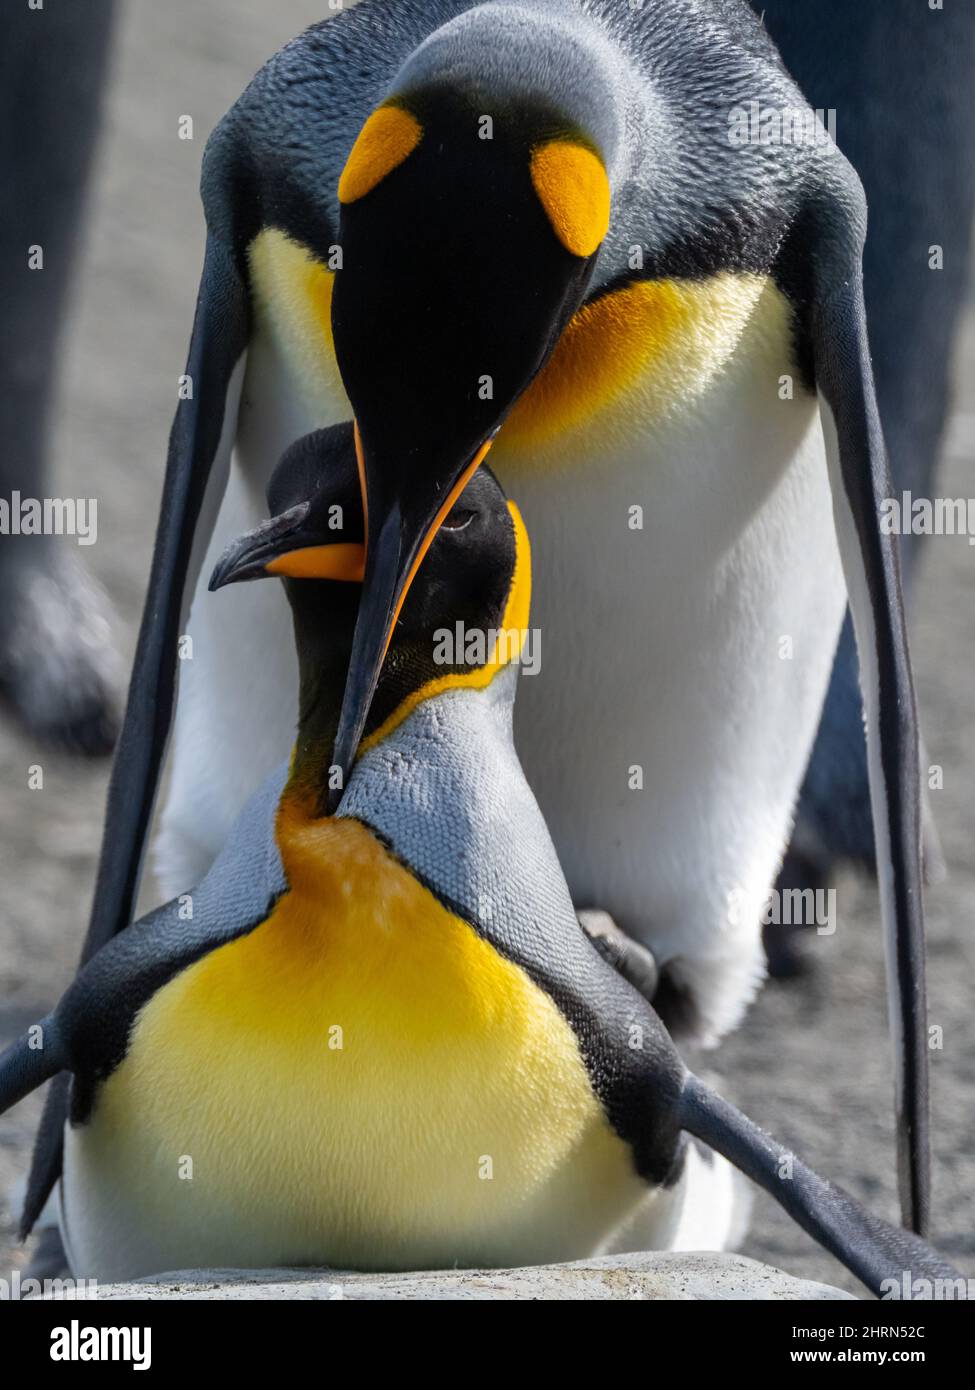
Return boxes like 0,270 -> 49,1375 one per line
3,425 -> 960,1293
69,1 -> 930,1233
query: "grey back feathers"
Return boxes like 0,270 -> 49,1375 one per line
215,0 -> 859,284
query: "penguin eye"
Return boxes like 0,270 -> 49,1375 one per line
442,508 -> 476,532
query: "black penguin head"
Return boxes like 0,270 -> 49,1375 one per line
329,81 -> 608,800
209,424 -> 366,591
210,424 -> 529,784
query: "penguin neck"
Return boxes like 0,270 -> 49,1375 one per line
284,584 -> 358,818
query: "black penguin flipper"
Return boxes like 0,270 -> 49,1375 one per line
679,1074 -> 961,1298
806,177 -> 929,1236
84,232 -> 249,962
20,1072 -> 69,1240
0,1018 -> 65,1117
23,233 -> 249,1235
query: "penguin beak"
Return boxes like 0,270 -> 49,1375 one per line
208,503 -> 365,591
326,425 -> 492,813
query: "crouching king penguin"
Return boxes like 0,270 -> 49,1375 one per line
73,1 -> 930,1234
1,427 -> 960,1292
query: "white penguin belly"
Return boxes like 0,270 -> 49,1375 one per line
495,281 -> 846,1044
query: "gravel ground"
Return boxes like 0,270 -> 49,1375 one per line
1,1 -> 972,1296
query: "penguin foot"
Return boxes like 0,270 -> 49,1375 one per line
651,967 -> 703,1041
578,912 -> 732,1046
762,921 -> 810,981
0,548 -> 121,756
578,909 -> 659,1002
762,848 -> 829,981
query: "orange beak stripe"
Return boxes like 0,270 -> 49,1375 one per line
354,420 -> 369,542
266,543 -> 366,583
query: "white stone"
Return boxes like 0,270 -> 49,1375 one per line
90,1252 -> 856,1301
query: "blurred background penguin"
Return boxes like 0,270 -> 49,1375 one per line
0,1 -> 121,754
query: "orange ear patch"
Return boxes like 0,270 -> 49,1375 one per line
267,544 -> 366,583
530,141 -> 611,258
338,105 -> 423,205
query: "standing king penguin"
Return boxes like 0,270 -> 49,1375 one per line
67,1 -> 930,1233
4,427 -> 959,1291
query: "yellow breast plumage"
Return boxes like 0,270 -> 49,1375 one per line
69,805 -> 645,1273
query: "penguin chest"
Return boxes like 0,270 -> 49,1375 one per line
496,271 -> 820,549
62,817 -> 646,1281
491,272 -> 846,1041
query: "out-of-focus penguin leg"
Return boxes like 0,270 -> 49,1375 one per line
0,0 -> 120,754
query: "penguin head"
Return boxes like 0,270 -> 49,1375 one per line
329,77 -> 609,804
209,423 -> 530,763
209,425 -> 367,591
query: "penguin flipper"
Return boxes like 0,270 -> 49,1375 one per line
809,182 -> 929,1236
83,233 -> 249,962
680,1073 -> 961,1299
0,1018 -> 65,1116
19,1072 -> 69,1241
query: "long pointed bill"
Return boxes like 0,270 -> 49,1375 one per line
208,503 -> 312,590
326,432 -> 493,813
208,502 -> 364,591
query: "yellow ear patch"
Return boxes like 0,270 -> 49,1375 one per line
267,544 -> 365,583
338,105 -> 423,204
530,141 -> 611,258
